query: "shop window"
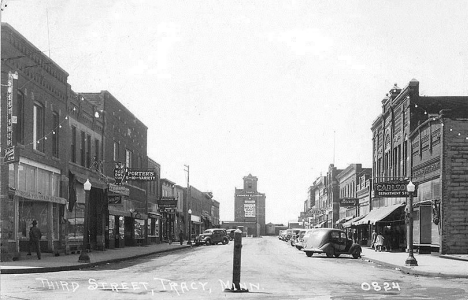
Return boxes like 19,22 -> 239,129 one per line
51,173 -> 60,197
18,201 -> 48,239
37,169 -> 50,195
25,165 -> 36,192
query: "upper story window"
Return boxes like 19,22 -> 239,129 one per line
86,134 -> 91,168
16,91 -> 25,144
113,141 -> 119,162
33,103 -> 44,152
126,149 -> 133,168
94,138 -> 100,163
80,131 -> 86,167
52,112 -> 59,158
71,126 -> 77,163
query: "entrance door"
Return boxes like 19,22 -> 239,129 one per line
420,206 -> 432,244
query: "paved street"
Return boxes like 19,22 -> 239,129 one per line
1,236 -> 467,300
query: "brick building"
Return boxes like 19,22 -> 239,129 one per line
368,80 -> 468,254
1,23 -> 69,259
233,174 -> 266,236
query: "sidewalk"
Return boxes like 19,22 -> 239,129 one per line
360,247 -> 468,278
0,242 -> 192,274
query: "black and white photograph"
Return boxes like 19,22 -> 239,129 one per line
1,1 -> 468,299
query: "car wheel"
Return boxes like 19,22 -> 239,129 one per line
205,239 -> 212,246
305,251 -> 313,257
352,248 -> 361,259
222,238 -> 228,245
334,253 -> 340,258
325,248 -> 334,258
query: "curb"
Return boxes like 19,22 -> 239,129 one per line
1,245 -> 191,275
361,256 -> 468,279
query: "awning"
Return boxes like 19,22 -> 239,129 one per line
355,203 -> 405,225
343,215 -> 366,228
336,215 -> 354,225
67,217 -> 84,225
314,221 -> 326,228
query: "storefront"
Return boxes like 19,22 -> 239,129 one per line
355,203 -> 406,250
9,159 -> 66,255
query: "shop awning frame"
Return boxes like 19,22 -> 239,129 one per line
343,215 -> 366,228
355,203 -> 405,226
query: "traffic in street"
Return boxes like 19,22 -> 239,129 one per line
1,235 -> 467,300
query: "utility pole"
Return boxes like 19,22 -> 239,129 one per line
184,165 -> 190,242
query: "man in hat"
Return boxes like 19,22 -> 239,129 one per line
29,220 -> 42,259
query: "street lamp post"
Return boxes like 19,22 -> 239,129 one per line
78,179 -> 92,263
187,209 -> 192,245
405,180 -> 418,266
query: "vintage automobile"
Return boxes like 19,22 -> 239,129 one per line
194,228 -> 230,246
284,228 -> 302,242
226,229 -> 236,241
278,230 -> 287,240
302,228 -> 362,259
294,229 -> 312,250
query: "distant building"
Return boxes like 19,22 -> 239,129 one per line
234,174 -> 266,236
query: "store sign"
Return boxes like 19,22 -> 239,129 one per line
308,209 -> 326,215
6,72 -> 17,148
108,183 -> 130,196
373,180 -> 416,197
157,197 -> 177,208
126,169 -> 157,181
114,163 -> 125,185
339,198 -> 358,207
3,146 -> 16,164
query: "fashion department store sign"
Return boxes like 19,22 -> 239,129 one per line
373,180 -> 416,197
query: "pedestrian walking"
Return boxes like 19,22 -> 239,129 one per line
370,229 -> 377,249
29,220 -> 42,259
179,230 -> 184,245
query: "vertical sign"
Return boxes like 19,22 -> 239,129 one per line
6,72 -> 14,147
114,162 -> 125,185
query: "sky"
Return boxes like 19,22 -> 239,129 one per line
3,0 -> 468,225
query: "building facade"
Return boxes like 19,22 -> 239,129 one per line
2,23 -> 69,259
234,174 -> 266,236
370,80 -> 468,254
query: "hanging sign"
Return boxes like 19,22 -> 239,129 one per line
126,169 -> 157,181
339,198 -> 359,207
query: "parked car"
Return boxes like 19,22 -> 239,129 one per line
302,228 -> 362,259
290,229 -> 307,247
294,229 -> 312,250
194,229 -> 230,246
226,229 -> 236,241
278,230 -> 287,240
284,228 -> 302,242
